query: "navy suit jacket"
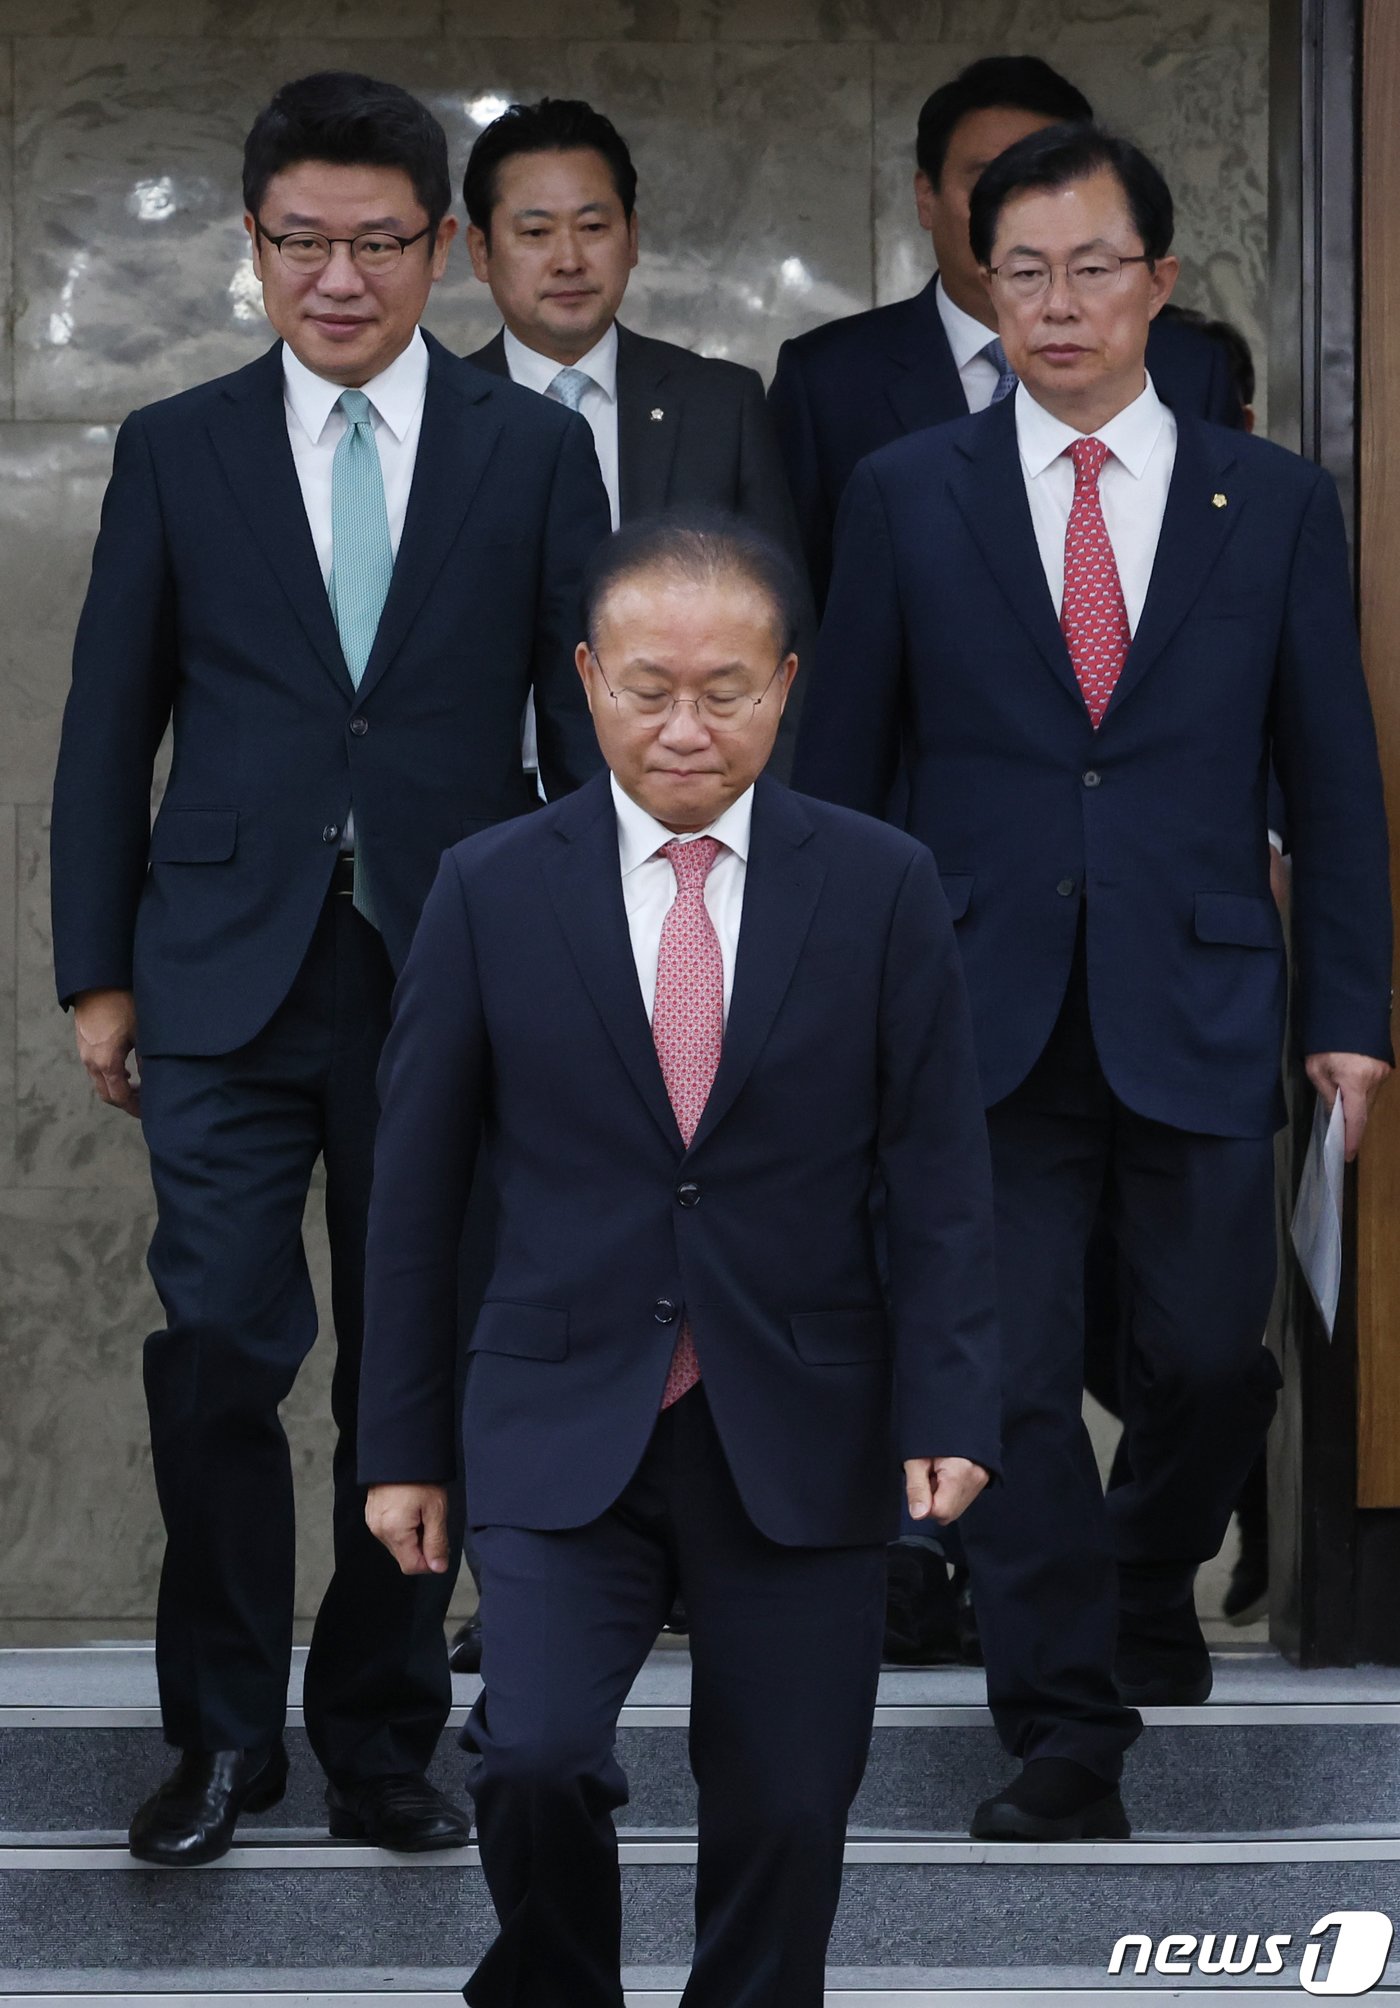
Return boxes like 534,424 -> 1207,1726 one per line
50,330 -> 611,1056
470,322 -> 805,554
769,278 -> 1243,610
357,771 -> 1001,1548
794,397 -> 1393,1138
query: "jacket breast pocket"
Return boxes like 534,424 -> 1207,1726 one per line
1193,891 -> 1278,949
939,873 -> 974,922
148,807 -> 238,864
789,1307 -> 886,1365
469,1300 -> 569,1361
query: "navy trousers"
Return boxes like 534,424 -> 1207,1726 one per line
140,887 -> 455,1779
958,923 -> 1282,1781
462,1385 -> 885,2008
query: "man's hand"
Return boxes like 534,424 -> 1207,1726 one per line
1304,1052 -> 1392,1161
904,1455 -> 989,1527
366,1484 -> 451,1575
74,988 -> 141,1117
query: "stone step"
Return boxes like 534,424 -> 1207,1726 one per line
4,1981 -> 1397,2006
2,1832 -> 1399,1980
4,1647 -> 1400,1838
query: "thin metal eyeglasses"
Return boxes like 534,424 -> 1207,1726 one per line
255,221 -> 434,274
986,251 -> 1153,302
590,650 -> 786,733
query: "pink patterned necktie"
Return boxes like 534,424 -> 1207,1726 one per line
1061,436 -> 1131,728
653,835 -> 724,1409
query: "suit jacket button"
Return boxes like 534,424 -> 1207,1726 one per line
653,1299 -> 678,1324
1082,769 -> 1102,788
322,824 -> 340,843
677,1182 -> 700,1208
349,717 -> 369,736
1057,878 -> 1077,897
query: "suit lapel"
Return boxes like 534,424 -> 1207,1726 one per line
687,780 -> 825,1157
206,344 -> 353,700
616,325 -> 679,517
886,279 -> 971,434
355,334 -> 504,705
1103,417 -> 1246,721
949,399 -> 1084,710
545,776 -> 685,1154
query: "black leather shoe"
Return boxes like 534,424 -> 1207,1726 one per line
128,1743 -> 288,1866
327,1773 -> 470,1851
971,1757 -> 1130,1841
1116,1596 -> 1213,1706
448,1612 -> 482,1674
883,1540 -> 959,1665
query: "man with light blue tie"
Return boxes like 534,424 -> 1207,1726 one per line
49,70 -> 609,1869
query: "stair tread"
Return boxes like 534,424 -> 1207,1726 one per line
5,1645 -> 1400,1713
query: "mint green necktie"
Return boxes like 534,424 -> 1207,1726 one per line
328,387 -> 393,925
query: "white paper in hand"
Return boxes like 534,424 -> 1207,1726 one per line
1290,1090 -> 1346,1338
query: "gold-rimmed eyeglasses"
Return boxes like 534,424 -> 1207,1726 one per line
986,251 -> 1153,303
590,650 -> 786,734
255,221 -> 434,274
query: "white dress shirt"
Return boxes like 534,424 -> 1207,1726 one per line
935,279 -> 1004,415
1014,374 -> 1178,634
504,322 -> 621,530
281,329 -> 429,850
611,773 -> 752,1027
282,327 -> 429,584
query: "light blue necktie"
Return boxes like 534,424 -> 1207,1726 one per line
546,365 -> 593,412
329,388 -> 393,926
982,336 -> 1019,405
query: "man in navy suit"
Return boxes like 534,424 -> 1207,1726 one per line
769,55 -> 1243,613
49,72 -> 609,1866
795,126 -> 1391,1839
358,515 -> 1001,2005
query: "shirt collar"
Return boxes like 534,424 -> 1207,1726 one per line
503,321 -> 619,404
935,276 -> 1003,372
611,772 -> 754,877
281,326 -> 429,446
1014,371 -> 1167,481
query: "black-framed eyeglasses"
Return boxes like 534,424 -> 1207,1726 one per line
986,251 -> 1153,302
590,650 -> 787,734
255,221 -> 434,275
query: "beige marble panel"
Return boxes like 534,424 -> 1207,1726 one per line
0,808 -> 16,1186
0,1183 -> 163,1619
15,36 -> 870,419
0,1 -> 439,33
0,425 -> 115,811
438,0 -> 1265,40
0,42 -> 13,420
873,32 -> 1270,427
0,1176 -> 387,1622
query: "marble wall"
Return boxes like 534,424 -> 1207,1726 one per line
0,0 -> 1270,1632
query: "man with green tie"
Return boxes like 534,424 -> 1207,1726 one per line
50,69 -> 609,1867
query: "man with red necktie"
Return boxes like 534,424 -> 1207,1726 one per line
354,513 -> 1001,2004
795,125 -> 1392,1840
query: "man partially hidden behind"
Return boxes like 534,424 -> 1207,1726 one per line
462,94 -> 811,789
796,127 -> 1392,1839
49,72 -> 609,1865
357,515 -> 1002,2004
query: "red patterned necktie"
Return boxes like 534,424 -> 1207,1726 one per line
652,835 -> 724,1409
1061,436 -> 1131,728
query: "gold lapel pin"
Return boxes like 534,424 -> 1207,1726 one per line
650,407 -> 665,422
1211,492 -> 1228,508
